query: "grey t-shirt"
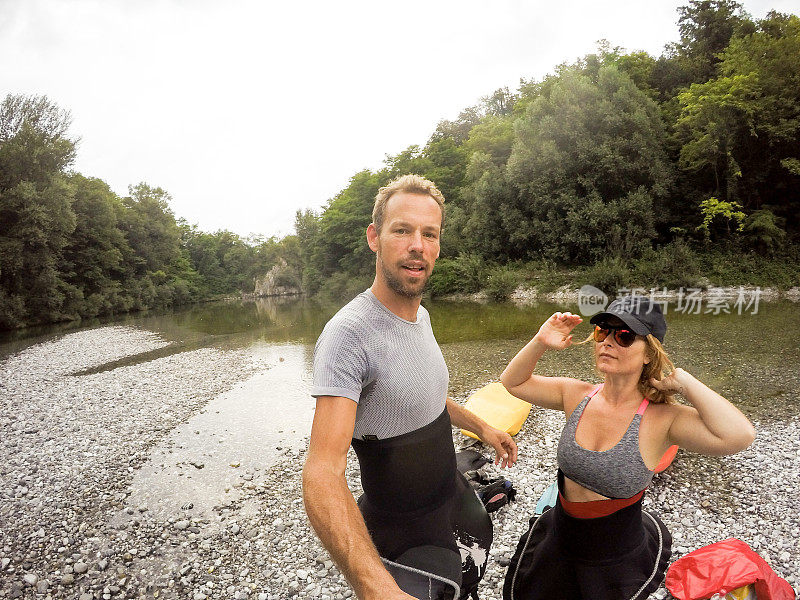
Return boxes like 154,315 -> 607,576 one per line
311,289 -> 449,440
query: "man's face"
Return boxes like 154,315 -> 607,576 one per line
368,192 -> 442,299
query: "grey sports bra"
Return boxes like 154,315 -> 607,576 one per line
557,385 -> 655,499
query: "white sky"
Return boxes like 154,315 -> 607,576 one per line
1,0 -> 796,239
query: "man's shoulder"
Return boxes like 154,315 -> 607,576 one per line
320,290 -> 377,337
418,302 -> 431,320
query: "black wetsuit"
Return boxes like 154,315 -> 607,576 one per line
353,409 -> 492,598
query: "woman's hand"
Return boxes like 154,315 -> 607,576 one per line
534,312 -> 583,351
649,368 -> 689,396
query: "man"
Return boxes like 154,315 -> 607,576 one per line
302,174 -> 518,600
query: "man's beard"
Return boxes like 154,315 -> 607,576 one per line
379,254 -> 429,298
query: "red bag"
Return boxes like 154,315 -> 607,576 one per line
666,538 -> 796,600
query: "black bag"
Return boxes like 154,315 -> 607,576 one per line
455,449 -> 517,513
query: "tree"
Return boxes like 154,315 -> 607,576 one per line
120,183 -> 182,276
311,170 -> 386,282
421,137 -> 468,204
717,12 -> 800,225
294,208 -> 322,293
0,94 -> 78,327
451,152 -> 516,260
59,174 -> 132,316
463,115 -> 515,166
675,0 -> 752,82
675,12 -> 800,229
432,105 -> 484,145
696,196 -> 746,241
505,64 -> 671,262
675,73 -> 758,201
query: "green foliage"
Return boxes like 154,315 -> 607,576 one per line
615,51 -> 660,100
580,258 -> 631,295
696,247 -> 800,288
522,259 -> 564,293
781,158 -> 800,176
0,95 -> 78,327
316,271 -> 373,304
5,4 -> 800,328
630,241 -> 703,289
506,64 -> 670,262
449,152 -> 515,260
426,259 -> 463,297
675,0 -> 752,82
427,254 -> 487,297
311,169 -> 385,283
696,197 -> 746,238
742,209 -> 786,254
675,12 -> 800,228
485,265 -> 520,301
675,74 -> 758,199
463,116 -> 514,166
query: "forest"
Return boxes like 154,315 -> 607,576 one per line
1,1 -> 799,329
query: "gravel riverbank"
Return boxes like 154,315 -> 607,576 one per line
1,327 -> 797,599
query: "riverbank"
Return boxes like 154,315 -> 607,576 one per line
0,327 -> 797,599
427,246 -> 800,304
442,284 -> 800,305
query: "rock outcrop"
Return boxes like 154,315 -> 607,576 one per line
251,259 -> 301,298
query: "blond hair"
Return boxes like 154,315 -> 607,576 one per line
373,174 -> 445,233
581,331 -> 676,404
639,335 -> 676,405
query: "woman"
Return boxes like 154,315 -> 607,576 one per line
500,296 -> 755,600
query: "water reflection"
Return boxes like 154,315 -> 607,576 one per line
115,343 -> 315,520
2,295 -> 798,422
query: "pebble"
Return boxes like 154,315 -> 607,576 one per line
0,325 -> 797,600
22,574 -> 38,586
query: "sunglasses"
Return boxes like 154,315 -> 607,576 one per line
593,323 -> 638,347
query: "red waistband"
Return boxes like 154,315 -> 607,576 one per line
558,489 -> 644,519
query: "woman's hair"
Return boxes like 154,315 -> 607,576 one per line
640,335 -> 676,405
582,331 -> 676,404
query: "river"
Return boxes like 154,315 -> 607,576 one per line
3,293 -> 798,424
2,293 -> 798,597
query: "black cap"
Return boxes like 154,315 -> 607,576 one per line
589,296 -> 667,343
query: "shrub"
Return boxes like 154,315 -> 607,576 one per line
580,257 -> 630,295
317,272 -> 373,303
522,258 -> 565,292
427,258 -> 462,297
631,241 -> 702,290
742,209 -> 786,255
427,254 -> 487,297
485,266 -> 520,301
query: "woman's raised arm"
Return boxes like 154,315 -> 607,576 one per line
652,369 -> 756,455
501,312 -> 591,411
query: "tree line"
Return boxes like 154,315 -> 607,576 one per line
0,95 -> 299,329
294,2 -> 799,300
1,1 -> 798,329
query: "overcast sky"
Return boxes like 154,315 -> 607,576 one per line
1,0 -> 796,239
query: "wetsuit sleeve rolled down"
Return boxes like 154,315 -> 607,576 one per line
311,321 -> 368,403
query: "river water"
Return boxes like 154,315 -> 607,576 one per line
2,294 -> 798,518
3,293 -> 799,421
